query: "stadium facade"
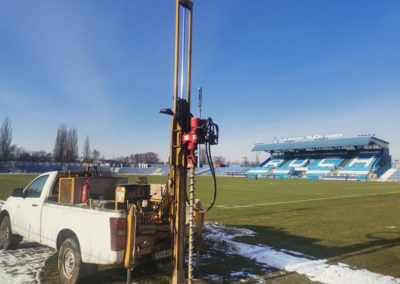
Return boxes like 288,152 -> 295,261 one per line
247,135 -> 392,181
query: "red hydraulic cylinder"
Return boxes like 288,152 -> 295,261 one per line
182,117 -> 206,151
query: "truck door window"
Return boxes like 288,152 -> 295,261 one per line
47,177 -> 60,202
24,175 -> 49,198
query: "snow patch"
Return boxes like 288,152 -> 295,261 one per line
232,271 -> 266,283
203,274 -> 223,281
0,242 -> 55,284
204,223 -> 400,284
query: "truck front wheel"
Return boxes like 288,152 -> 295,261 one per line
0,215 -> 21,250
58,237 -> 82,284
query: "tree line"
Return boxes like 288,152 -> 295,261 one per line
0,117 -> 161,165
0,117 -> 231,166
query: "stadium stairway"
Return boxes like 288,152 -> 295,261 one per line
196,167 -> 211,175
337,158 -> 350,169
378,168 -> 398,181
387,168 -> 400,181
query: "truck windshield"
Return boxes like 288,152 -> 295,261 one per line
24,175 -> 49,198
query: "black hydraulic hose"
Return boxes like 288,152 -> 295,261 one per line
204,141 -> 217,213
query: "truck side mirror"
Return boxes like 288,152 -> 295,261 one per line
11,188 -> 23,198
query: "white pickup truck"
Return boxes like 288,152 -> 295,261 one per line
0,171 -> 170,284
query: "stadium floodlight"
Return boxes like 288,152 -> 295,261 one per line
198,87 -> 202,118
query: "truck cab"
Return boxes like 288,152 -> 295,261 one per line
4,171 -> 58,243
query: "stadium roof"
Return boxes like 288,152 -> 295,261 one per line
252,136 -> 389,152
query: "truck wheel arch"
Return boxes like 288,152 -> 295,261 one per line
0,210 -> 11,233
0,210 -> 22,249
0,210 -> 10,222
56,229 -> 79,252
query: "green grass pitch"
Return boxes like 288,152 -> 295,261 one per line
1,174 -> 399,283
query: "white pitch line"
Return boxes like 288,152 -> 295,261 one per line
216,190 -> 400,209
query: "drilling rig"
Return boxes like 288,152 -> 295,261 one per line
161,0 -> 219,283
123,0 -> 218,283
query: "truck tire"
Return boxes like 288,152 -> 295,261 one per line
58,237 -> 82,284
0,216 -> 21,250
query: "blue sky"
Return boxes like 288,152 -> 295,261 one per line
0,0 -> 399,162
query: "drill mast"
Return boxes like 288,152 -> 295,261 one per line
169,1 -> 193,283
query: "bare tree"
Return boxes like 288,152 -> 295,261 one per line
144,152 -> 160,164
12,146 -> 23,160
11,146 -> 52,162
92,149 -> 100,161
66,127 -> 78,162
82,136 -> 91,162
131,153 -> 141,165
31,151 -> 52,162
54,125 -> 79,162
53,124 -> 68,162
130,152 -> 161,165
0,117 -> 13,161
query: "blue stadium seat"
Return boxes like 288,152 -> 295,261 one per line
262,159 -> 284,169
305,158 -> 344,179
337,155 -> 380,180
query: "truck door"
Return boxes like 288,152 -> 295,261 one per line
15,174 -> 50,242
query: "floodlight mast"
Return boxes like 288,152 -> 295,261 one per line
169,0 -> 193,283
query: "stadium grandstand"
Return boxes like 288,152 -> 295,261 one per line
246,134 -> 393,181
117,164 -> 250,177
117,164 -> 170,175
0,161 -> 250,177
0,161 -> 110,174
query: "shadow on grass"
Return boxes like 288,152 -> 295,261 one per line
196,244 -> 276,283
236,224 -> 400,266
77,245 -> 275,283
44,225 -> 400,283
80,264 -> 171,284
45,240 -> 277,283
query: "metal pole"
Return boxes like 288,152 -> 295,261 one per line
127,269 -> 131,284
180,9 -> 186,99
198,87 -> 202,118
197,87 -> 202,168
